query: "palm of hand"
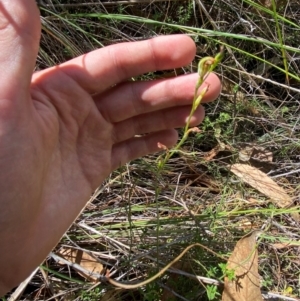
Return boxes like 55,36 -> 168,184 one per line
29,50 -> 193,196
31,68 -> 113,194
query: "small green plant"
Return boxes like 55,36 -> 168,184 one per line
80,287 -> 101,301
206,265 -> 219,278
177,2 -> 193,24
219,263 -> 236,281
206,284 -> 220,301
205,262 -> 236,282
261,273 -> 274,289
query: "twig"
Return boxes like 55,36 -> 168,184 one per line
77,221 -> 130,250
271,220 -> 300,238
269,168 -> 300,179
262,291 -> 300,301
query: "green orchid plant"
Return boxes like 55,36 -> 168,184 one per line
158,49 -> 224,169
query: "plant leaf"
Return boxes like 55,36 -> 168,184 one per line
230,164 -> 292,207
222,231 -> 263,301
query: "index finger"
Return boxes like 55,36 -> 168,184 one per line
58,35 -> 196,94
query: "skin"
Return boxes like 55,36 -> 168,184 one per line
0,0 -> 221,295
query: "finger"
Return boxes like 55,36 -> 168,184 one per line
111,129 -> 178,170
59,35 -> 196,94
96,73 -> 220,123
112,105 -> 204,144
0,0 -> 40,101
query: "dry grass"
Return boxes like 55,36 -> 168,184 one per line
4,0 -> 300,300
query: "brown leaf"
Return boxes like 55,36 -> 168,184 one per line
57,247 -> 104,281
222,231 -> 263,301
204,145 -> 220,161
238,145 -> 273,163
251,146 -> 273,163
238,146 -> 253,162
230,164 -> 292,207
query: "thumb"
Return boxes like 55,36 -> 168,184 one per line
0,0 -> 40,101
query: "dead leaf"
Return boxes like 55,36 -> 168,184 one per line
205,143 -> 233,161
57,247 -> 104,281
204,145 -> 220,161
238,145 -> 273,163
222,231 -> 263,301
251,146 -> 273,163
230,164 -> 292,207
187,127 -> 201,134
238,146 -> 253,162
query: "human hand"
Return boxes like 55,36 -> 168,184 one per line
0,0 -> 221,294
